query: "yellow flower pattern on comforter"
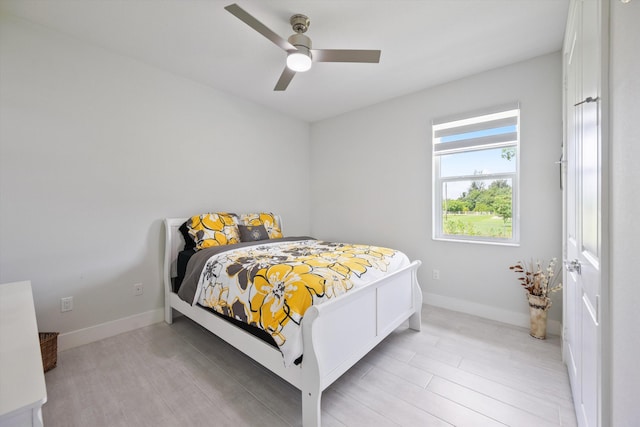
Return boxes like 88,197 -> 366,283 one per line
193,239 -> 409,366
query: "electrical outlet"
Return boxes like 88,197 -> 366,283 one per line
61,296 -> 73,312
432,269 -> 440,280
133,283 -> 143,296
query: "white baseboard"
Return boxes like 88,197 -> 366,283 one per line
56,295 -> 561,352
423,292 -> 562,336
57,308 -> 164,352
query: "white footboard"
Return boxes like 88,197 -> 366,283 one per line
301,260 -> 422,426
163,218 -> 422,427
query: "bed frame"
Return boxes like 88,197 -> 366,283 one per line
163,217 -> 423,427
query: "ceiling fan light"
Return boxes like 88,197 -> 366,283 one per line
287,50 -> 312,72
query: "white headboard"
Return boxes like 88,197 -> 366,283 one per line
164,218 -> 188,281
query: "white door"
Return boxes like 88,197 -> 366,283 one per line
564,1 -> 602,426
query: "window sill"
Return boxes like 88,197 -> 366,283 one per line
433,236 -> 520,247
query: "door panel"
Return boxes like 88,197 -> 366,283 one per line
564,0 -> 580,410
579,0 -> 601,321
565,268 -> 580,389
564,1 -> 602,427
581,296 -> 598,426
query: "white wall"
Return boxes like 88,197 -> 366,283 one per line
609,1 -> 640,425
0,15 -> 311,340
310,53 -> 564,329
0,11 -> 568,348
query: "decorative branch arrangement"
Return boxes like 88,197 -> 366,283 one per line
509,258 -> 562,299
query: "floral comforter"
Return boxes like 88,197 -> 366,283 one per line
183,238 -> 409,366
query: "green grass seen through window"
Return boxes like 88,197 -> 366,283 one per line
443,214 -> 512,238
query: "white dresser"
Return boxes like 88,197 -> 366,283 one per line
0,281 -> 47,427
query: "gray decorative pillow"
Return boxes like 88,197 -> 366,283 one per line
238,224 -> 269,242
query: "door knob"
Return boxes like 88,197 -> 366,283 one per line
565,259 -> 582,274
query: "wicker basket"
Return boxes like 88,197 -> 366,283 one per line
39,332 -> 59,372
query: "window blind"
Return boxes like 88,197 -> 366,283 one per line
433,104 -> 519,155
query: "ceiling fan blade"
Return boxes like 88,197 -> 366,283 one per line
225,3 -> 296,51
274,67 -> 296,91
310,49 -> 381,63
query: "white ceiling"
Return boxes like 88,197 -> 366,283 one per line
0,0 -> 569,122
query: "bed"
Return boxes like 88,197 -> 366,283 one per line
163,213 -> 423,427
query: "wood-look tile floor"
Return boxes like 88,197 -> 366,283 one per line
42,305 -> 577,426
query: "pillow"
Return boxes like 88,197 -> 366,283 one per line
238,224 -> 270,242
179,221 -> 196,250
187,212 -> 240,250
239,212 -> 283,239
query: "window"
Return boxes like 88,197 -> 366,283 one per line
432,104 -> 519,244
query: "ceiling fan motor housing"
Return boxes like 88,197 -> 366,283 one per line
288,33 -> 312,51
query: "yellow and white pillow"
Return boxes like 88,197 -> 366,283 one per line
187,212 -> 240,250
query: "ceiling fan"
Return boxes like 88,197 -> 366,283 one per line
224,3 -> 381,91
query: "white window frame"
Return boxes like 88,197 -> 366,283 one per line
432,103 -> 520,245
